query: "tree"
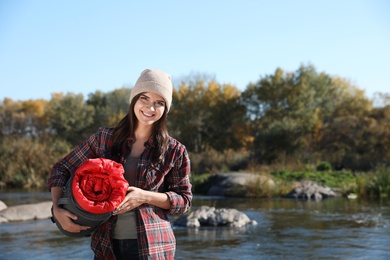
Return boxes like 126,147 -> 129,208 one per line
328,77 -> 372,118
45,93 -> 95,145
1,98 -> 25,136
316,77 -> 375,170
86,87 -> 131,133
21,99 -> 48,137
241,64 -> 373,164
169,80 -> 248,152
319,115 -> 385,170
201,82 -> 248,151
169,81 -> 208,152
241,65 -> 335,162
0,98 -> 48,138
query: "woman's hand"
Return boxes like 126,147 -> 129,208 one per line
51,186 -> 90,233
53,206 -> 90,233
114,186 -> 171,215
114,186 -> 146,215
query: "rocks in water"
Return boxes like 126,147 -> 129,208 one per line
284,180 -> 339,201
0,200 -> 7,211
174,206 -> 258,228
0,201 -> 52,223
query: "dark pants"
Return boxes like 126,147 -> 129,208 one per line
112,239 -> 140,260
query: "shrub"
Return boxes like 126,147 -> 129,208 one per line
356,166 -> 390,198
245,174 -> 275,198
316,161 -> 332,172
189,148 -> 249,174
0,136 -> 71,188
189,173 -> 211,194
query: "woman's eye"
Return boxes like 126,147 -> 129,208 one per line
157,101 -> 165,107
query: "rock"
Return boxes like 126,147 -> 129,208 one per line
174,206 -> 257,228
207,172 -> 275,197
0,200 -> 7,211
0,201 -> 52,223
347,193 -> 358,199
186,218 -> 201,228
284,180 -> 339,201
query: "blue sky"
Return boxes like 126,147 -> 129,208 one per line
1,0 -> 389,101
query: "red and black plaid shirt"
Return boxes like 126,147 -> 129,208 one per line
48,127 -> 192,260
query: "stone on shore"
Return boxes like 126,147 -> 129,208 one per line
174,205 -> 258,228
0,200 -> 7,211
284,180 -> 339,201
0,201 -> 52,223
207,172 -> 275,197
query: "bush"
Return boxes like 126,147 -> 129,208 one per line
189,173 -> 211,194
189,148 -> 249,174
0,136 -> 71,188
355,166 -> 390,198
244,174 -> 275,198
316,161 -> 332,172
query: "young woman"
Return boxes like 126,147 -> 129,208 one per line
48,69 -> 193,260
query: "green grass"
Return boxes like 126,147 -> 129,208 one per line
190,173 -> 212,194
270,170 -> 356,188
355,166 -> 390,199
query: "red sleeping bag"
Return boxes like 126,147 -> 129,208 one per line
52,158 -> 129,237
72,158 -> 129,214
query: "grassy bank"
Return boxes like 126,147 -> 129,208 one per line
190,166 -> 390,199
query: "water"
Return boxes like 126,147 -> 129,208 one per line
1,192 -> 389,260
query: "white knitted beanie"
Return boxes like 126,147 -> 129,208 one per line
129,69 -> 173,112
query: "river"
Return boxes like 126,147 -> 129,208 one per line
0,191 -> 389,259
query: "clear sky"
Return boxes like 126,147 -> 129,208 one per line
0,0 -> 389,101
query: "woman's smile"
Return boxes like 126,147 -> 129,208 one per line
141,110 -> 155,118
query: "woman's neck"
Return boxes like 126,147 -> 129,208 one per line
134,125 -> 152,142
130,126 -> 152,157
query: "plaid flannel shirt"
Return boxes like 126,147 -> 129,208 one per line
47,127 -> 192,260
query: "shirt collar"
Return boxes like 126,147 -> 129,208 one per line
125,135 -> 156,148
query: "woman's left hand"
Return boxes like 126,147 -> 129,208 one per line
114,186 -> 146,215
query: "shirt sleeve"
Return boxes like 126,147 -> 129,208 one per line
165,145 -> 193,215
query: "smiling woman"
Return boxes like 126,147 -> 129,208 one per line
47,69 -> 193,260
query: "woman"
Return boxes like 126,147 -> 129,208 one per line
48,69 -> 193,260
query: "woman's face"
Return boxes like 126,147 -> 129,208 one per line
133,92 -> 166,127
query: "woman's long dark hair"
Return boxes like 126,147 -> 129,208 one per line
111,93 -> 169,164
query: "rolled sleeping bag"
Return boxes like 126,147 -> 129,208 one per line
51,158 -> 129,237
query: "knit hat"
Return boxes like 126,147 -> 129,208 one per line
129,69 -> 173,112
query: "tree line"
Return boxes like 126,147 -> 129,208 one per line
1,64 -> 389,188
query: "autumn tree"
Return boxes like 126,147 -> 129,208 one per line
200,82 -> 248,151
0,98 -> 48,137
320,101 -> 389,170
169,81 -> 209,152
169,80 -> 248,153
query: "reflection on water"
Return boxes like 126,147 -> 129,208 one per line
0,193 -> 390,259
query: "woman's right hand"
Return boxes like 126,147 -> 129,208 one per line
53,206 -> 91,233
